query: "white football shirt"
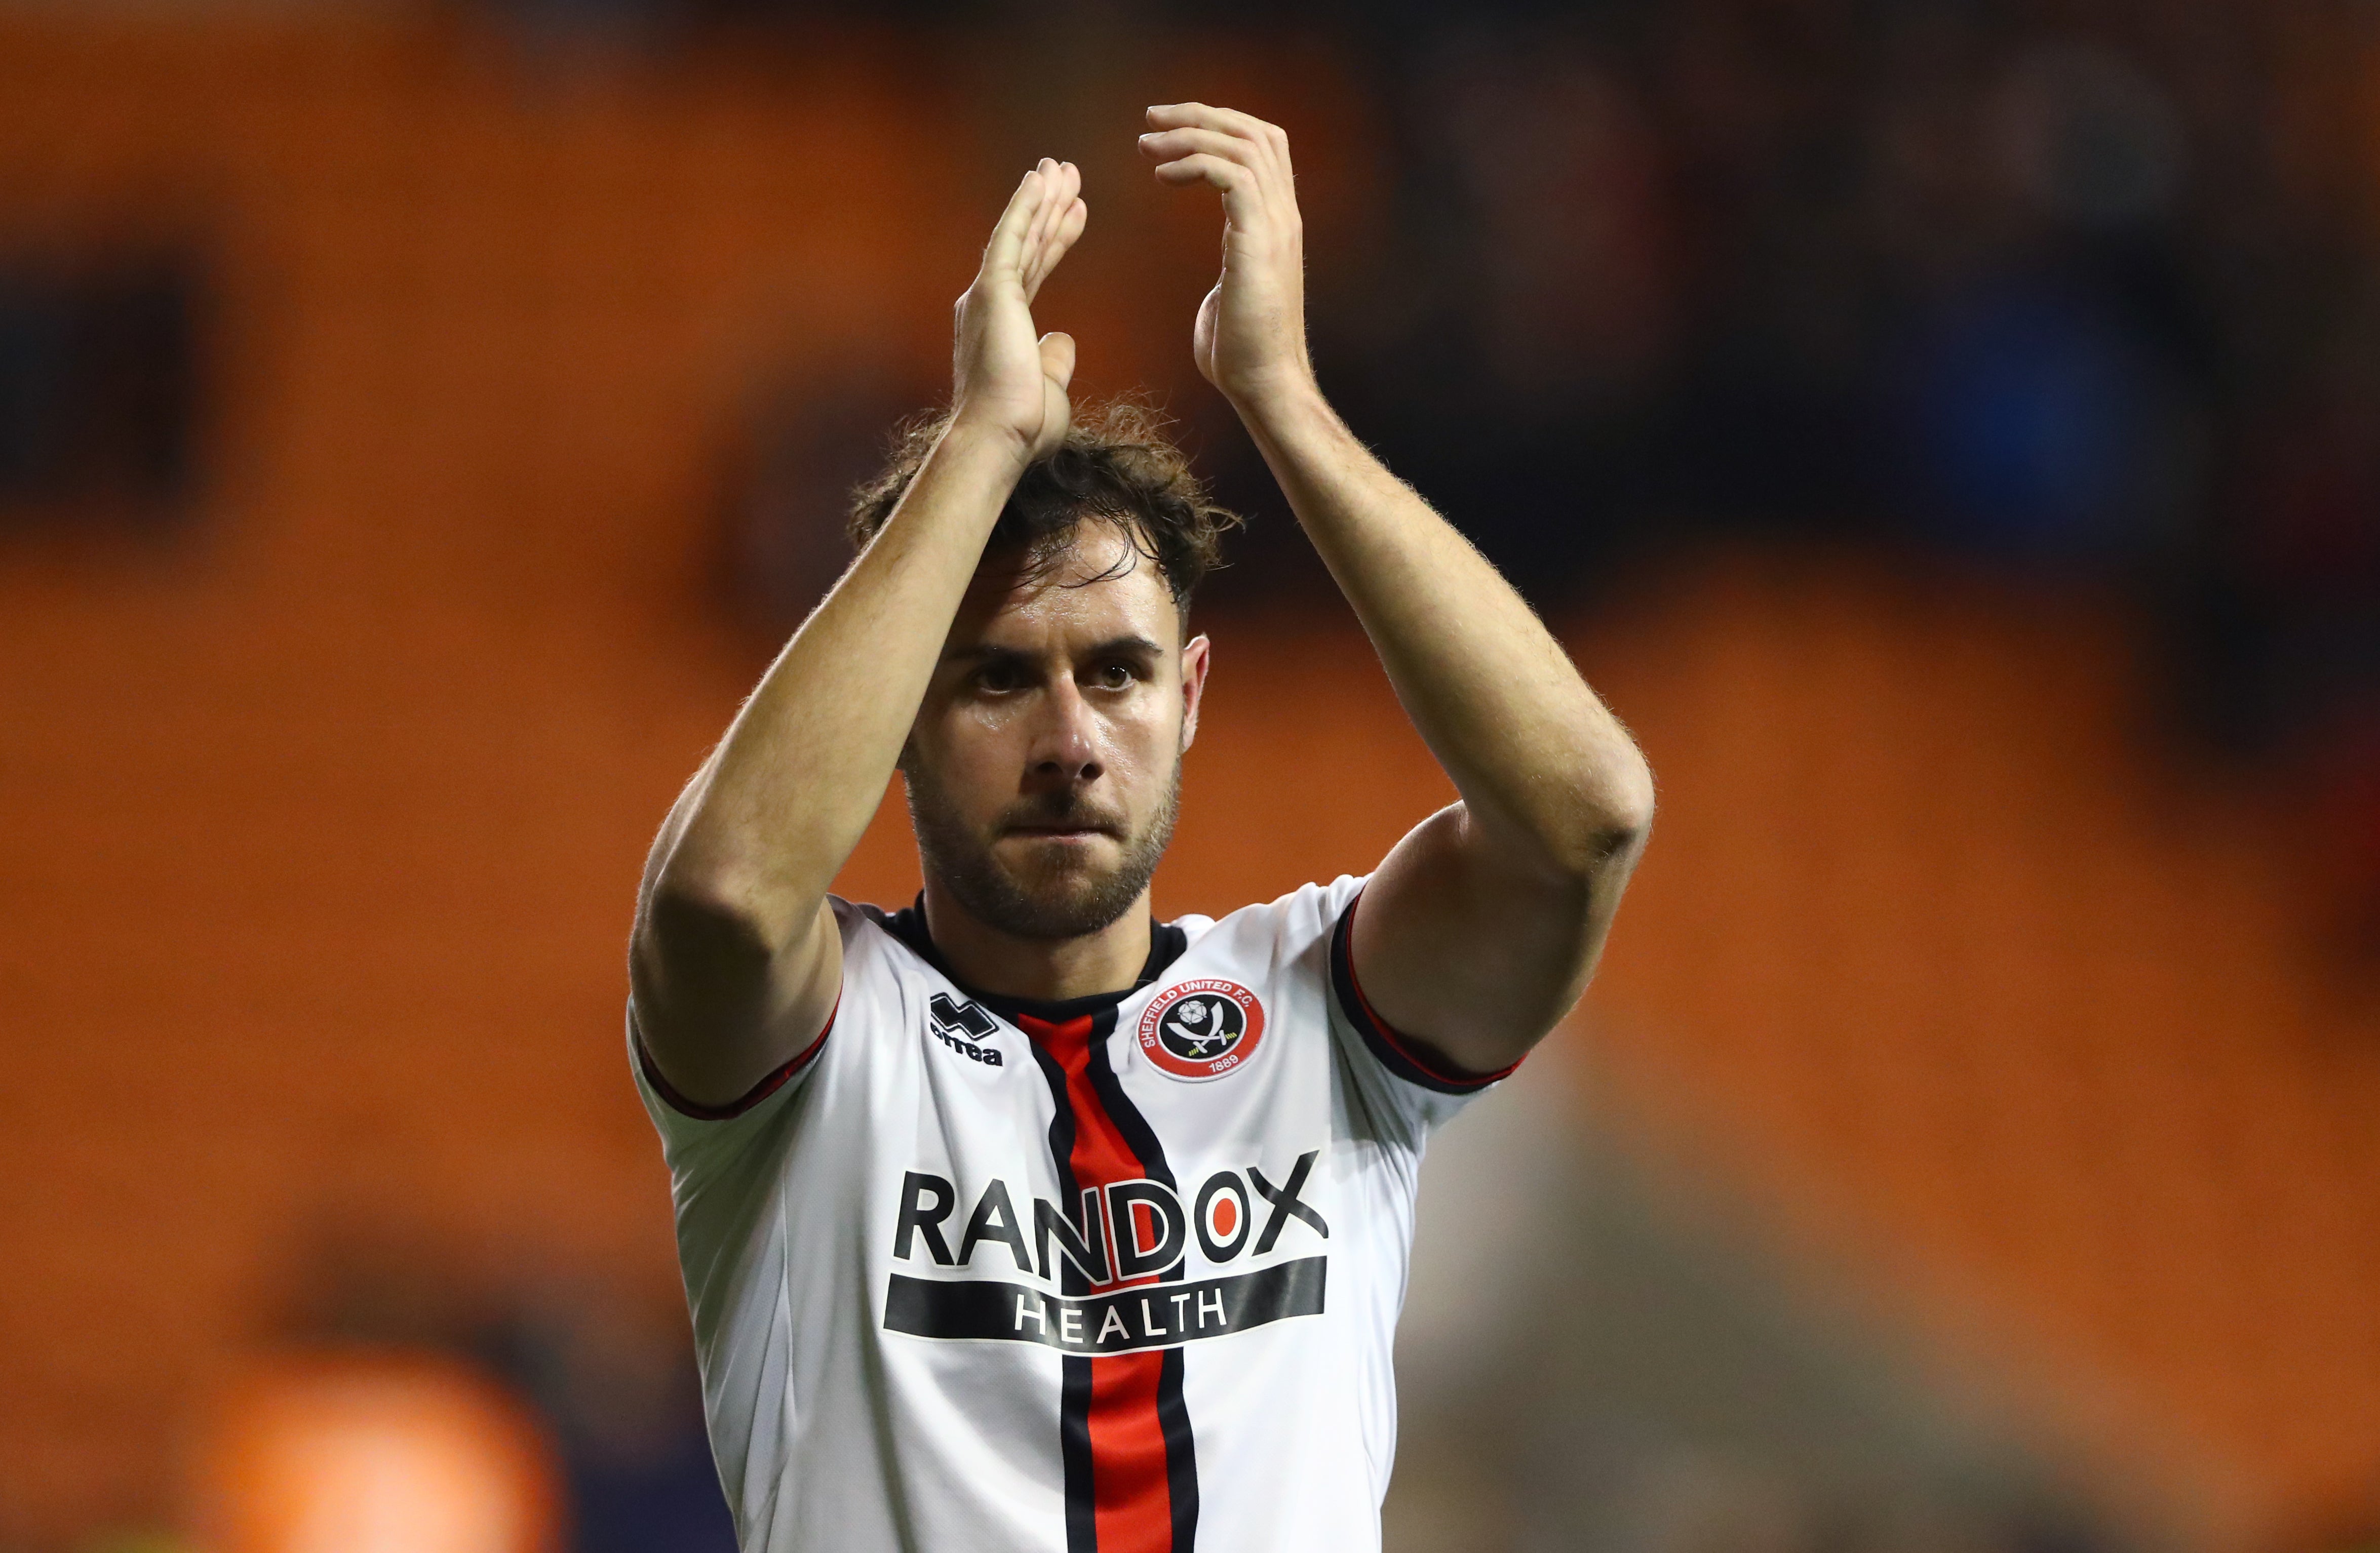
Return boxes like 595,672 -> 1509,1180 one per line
631,874 -> 1514,1553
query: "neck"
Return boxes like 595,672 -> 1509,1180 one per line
920,877 -> 1155,1003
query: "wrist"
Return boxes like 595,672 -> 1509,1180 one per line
1225,368 -> 1330,436
934,412 -> 1039,481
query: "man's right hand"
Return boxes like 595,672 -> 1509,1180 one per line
951,157 -> 1087,464
632,157 -> 1088,1110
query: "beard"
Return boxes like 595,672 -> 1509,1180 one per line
904,756 -> 1182,942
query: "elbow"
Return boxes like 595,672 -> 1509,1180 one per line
1547,750 -> 1655,881
1560,811 -> 1652,884
1605,748 -> 1658,847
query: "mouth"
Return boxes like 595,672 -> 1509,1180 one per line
1004,824 -> 1115,842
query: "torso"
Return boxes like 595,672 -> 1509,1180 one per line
633,875 -> 1503,1553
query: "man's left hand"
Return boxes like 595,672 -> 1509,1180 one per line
1140,103 -> 1314,409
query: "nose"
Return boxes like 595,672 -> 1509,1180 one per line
1025,676 -> 1104,788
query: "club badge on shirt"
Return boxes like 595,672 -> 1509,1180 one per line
1138,979 -> 1266,1081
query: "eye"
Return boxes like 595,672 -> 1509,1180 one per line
1093,661 -> 1138,690
977,661 -> 1026,693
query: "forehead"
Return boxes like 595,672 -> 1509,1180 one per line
952,522 -> 1181,650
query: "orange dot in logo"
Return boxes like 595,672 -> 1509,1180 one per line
1213,1197 -> 1237,1237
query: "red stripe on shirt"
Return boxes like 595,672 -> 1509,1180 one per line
1087,1349 -> 1175,1553
1017,1012 -> 1184,1553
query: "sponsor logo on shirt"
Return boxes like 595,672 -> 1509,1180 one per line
885,1153 -> 1329,1349
887,1258 -> 1326,1355
927,991 -> 1003,1067
1136,979 -> 1265,1081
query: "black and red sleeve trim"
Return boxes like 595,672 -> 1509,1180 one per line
635,998 -> 837,1122
1329,893 -> 1520,1096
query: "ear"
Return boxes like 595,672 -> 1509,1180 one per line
1178,632 -> 1212,751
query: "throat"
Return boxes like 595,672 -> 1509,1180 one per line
920,879 -> 1156,1003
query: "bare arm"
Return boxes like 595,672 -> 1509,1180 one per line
1142,106 -> 1653,1076
630,160 -> 1088,1107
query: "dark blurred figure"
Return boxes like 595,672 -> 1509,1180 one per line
0,247 -> 204,532
723,364 -> 943,636
489,1284 -> 739,1553
288,1232 -> 735,1553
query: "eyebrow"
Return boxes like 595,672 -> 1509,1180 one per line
943,634 -> 1165,665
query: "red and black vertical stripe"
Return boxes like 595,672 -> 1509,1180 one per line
874,898 -> 1198,1551
1018,1006 -> 1199,1553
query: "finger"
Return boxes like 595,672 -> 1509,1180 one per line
1024,196 -> 1088,303
1021,157 -> 1063,266
1151,152 -> 1261,214
981,167 -> 1045,280
1032,163 -> 1081,270
1038,330 -> 1077,392
1021,162 -> 1079,290
1138,127 -> 1266,173
1153,154 -> 1269,242
1145,102 -> 1289,162
1048,193 -> 1089,271
1029,161 -> 1087,294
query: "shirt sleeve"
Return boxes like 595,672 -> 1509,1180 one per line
1311,873 -> 1522,1143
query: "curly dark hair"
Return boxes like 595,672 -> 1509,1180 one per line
847,399 -> 1244,614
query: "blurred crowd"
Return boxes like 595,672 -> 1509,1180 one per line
1321,0 -> 2379,950
680,0 -> 2380,949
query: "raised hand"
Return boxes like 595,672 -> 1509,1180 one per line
1139,104 -> 1313,406
951,157 -> 1088,464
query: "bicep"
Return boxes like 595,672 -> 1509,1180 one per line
1350,803 -> 1642,1076
629,892 -> 843,1112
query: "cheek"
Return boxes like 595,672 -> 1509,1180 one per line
912,704 -> 1019,797
960,696 -> 1025,736
1102,704 -> 1180,778
941,708 -> 1026,777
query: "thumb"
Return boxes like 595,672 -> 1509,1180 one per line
1039,331 -> 1077,391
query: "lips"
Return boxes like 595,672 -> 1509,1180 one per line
998,799 -> 1126,842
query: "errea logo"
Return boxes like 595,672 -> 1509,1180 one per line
928,992 -> 1003,1067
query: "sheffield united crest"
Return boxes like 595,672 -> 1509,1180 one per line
1137,979 -> 1266,1081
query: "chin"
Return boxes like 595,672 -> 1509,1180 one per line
975,859 -> 1142,941
1006,858 -> 1117,907
916,805 -> 1173,943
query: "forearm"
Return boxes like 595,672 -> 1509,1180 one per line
629,157 -> 1088,1097
1143,103 -> 1648,1064
648,423 -> 1026,940
1235,384 -> 1654,873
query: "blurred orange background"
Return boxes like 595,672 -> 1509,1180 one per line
5,8 -> 2379,1553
